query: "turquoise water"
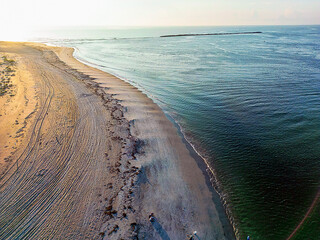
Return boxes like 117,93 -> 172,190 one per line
32,26 -> 320,239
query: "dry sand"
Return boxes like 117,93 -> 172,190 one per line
0,51 -> 37,178
0,42 -> 235,239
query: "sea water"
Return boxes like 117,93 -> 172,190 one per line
29,25 -> 320,239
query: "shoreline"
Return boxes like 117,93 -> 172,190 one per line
0,42 -> 235,239
71,46 -> 238,238
165,113 -> 238,236
68,45 -> 236,239
60,44 -> 236,239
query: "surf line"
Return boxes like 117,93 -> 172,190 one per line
286,188 -> 320,240
160,32 -> 262,38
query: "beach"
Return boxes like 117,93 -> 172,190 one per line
0,42 -> 234,239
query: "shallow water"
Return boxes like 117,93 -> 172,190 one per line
29,25 -> 320,239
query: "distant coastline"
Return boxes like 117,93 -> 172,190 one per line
160,31 -> 262,38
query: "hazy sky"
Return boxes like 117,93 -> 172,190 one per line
1,0 -> 319,28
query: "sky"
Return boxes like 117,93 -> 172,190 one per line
1,0 -> 319,30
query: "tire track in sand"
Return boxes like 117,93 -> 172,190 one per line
0,44 -> 117,239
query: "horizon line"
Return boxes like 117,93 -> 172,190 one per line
18,23 -> 320,29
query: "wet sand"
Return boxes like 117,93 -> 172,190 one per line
0,42 -> 235,239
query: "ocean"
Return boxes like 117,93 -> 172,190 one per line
28,25 -> 320,239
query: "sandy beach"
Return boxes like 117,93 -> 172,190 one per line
0,42 -> 234,239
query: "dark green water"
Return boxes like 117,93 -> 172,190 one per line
35,25 -> 320,239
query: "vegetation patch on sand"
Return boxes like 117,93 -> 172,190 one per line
0,56 -> 16,96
